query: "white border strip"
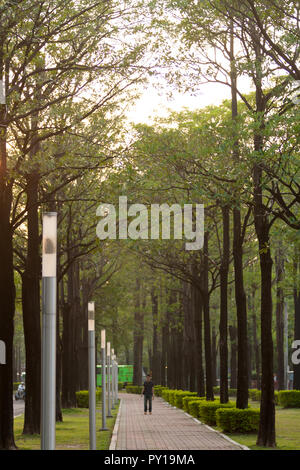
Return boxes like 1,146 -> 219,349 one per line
109,399 -> 122,450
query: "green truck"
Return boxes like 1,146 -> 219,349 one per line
96,364 -> 133,387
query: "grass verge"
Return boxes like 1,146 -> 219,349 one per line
214,399 -> 300,450
14,402 -> 119,450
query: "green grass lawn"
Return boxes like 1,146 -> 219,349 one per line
214,399 -> 300,450
14,403 -> 119,450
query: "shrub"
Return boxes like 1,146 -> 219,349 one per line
183,396 -> 205,412
76,391 -> 89,408
213,386 -> 236,397
187,398 -> 206,418
175,391 -> 198,409
248,389 -> 261,401
198,401 -> 234,425
168,389 -> 179,405
278,390 -> 300,408
274,391 -> 279,405
154,386 -> 168,397
162,389 -> 170,401
216,408 -> 260,433
75,390 -> 102,408
125,385 -> 143,394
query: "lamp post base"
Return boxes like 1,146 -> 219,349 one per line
100,427 -> 108,431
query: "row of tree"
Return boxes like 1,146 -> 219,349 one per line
0,0 -> 299,450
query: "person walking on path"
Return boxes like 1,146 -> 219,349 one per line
141,374 -> 154,415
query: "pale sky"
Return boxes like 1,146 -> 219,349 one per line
126,76 -> 253,125
126,82 -> 227,124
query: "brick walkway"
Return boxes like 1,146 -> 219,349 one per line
115,393 -> 246,450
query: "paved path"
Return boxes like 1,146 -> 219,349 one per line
114,393 -> 246,450
13,398 -> 25,418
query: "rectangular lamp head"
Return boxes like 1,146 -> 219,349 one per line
101,329 -> 106,349
42,212 -> 57,277
88,301 -> 95,331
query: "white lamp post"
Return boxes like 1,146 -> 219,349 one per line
111,348 -> 115,408
88,301 -> 96,449
100,330 -> 108,430
41,212 -> 57,450
115,357 -> 118,405
112,353 -> 118,407
107,342 -> 112,417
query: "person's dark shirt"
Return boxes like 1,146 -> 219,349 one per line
143,380 -> 154,396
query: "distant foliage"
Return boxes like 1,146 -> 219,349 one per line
75,389 -> 102,408
125,385 -> 143,394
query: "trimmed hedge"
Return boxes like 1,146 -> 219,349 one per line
188,398 -> 206,418
216,408 -> 260,433
213,386 -> 237,397
249,389 -> 279,405
175,391 -> 198,409
160,389 -> 198,408
168,389 -> 179,405
125,385 -> 143,394
183,396 -> 205,412
278,390 -> 300,408
162,389 -> 171,401
249,389 -> 261,401
154,386 -> 168,397
75,389 -> 102,408
198,400 -> 235,425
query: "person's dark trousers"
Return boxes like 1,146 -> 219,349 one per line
144,394 -> 152,412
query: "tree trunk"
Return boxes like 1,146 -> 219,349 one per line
249,285 -> 261,389
62,258 -> 77,408
275,245 -> 285,390
21,172 -> 41,434
255,227 -> 275,446
0,195 -> 16,448
229,325 -> 237,389
160,316 -> 168,386
133,277 -> 144,385
77,279 -> 88,391
176,322 -> 184,390
230,23 -> 248,408
252,29 -> 276,446
219,205 -> 229,402
202,232 -> 214,400
56,278 -> 64,422
293,248 -> 300,389
125,346 -> 130,366
0,70 -> 16,447
194,285 -> 205,396
151,287 -> 160,384
211,326 -> 217,387
73,260 -> 82,392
